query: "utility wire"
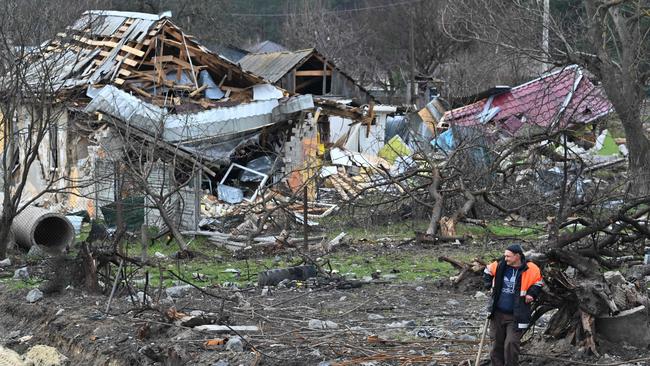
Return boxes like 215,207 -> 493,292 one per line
228,0 -> 423,17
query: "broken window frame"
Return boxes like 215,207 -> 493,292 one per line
219,163 -> 269,203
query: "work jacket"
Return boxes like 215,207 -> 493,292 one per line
483,258 -> 544,330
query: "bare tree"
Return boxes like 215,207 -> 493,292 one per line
0,1 -> 99,258
445,0 -> 650,195
281,0 -> 468,105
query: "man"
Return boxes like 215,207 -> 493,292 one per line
483,244 -> 543,366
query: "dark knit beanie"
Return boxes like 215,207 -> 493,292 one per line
506,244 -> 524,255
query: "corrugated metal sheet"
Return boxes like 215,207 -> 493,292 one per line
442,65 -> 613,133
85,85 -> 313,143
239,49 -> 313,83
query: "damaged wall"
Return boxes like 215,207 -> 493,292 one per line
2,105 -> 71,208
144,161 -> 200,231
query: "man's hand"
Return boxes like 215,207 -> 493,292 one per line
524,295 -> 534,304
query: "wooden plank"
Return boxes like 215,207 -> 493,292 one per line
73,35 -> 121,50
121,44 -> 145,57
189,84 -> 208,97
115,55 -> 138,67
100,40 -> 118,48
99,50 -> 138,66
129,71 -> 195,90
295,69 -> 332,77
73,35 -> 99,47
114,78 -> 125,85
221,85 -> 246,92
160,38 -> 203,55
128,84 -> 152,98
161,25 -> 186,42
365,101 -> 375,138
150,55 -> 193,70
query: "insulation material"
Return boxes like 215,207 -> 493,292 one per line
217,184 -> 244,204
23,345 -> 68,366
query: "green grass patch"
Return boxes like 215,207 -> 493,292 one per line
131,254 -> 293,289
325,252 -> 455,282
0,278 -> 41,292
456,222 -> 544,240
486,222 -> 544,238
126,248 -> 482,289
71,220 -> 511,289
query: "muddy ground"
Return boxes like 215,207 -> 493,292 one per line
0,240 -> 649,366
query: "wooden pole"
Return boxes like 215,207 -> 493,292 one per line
105,259 -> 125,314
475,317 -> 490,366
303,186 -> 308,250
409,11 -> 416,105
322,58 -> 327,95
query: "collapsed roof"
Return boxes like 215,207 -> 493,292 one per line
441,65 -> 613,135
30,10 -> 265,107
23,11 -> 323,146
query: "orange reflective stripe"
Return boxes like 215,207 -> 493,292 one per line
520,262 -> 543,293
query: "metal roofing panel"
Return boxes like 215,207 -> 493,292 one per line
239,49 -> 313,83
85,10 -> 168,21
95,15 -> 126,36
85,85 -> 284,142
442,65 -> 613,132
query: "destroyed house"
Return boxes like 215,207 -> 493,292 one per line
238,48 -> 394,164
6,10 -> 405,233
442,65 -> 613,136
239,48 -> 374,104
9,10 -> 318,230
436,65 -> 614,168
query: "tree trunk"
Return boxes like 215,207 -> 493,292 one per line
0,204 -> 15,259
0,224 -> 11,259
620,119 -> 650,196
153,196 -> 189,252
599,73 -> 650,196
583,1 -> 650,196
425,167 -> 444,235
80,242 -> 100,293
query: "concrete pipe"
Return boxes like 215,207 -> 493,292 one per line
10,206 -> 74,255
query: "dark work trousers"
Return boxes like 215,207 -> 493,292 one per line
489,310 -> 524,366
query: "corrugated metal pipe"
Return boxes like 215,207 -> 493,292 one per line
7,206 -> 74,255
